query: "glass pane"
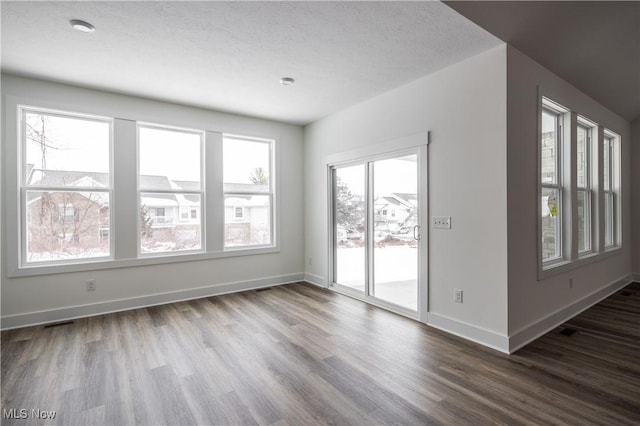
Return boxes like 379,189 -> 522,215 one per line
604,193 -> 614,247
541,110 -> 558,185
140,193 -> 201,253
223,136 -> 271,192
603,139 -> 611,191
577,190 -> 590,253
224,195 -> 271,247
25,111 -> 110,187
373,155 -> 418,310
577,126 -> 588,189
25,191 -> 110,262
334,165 -> 365,291
139,127 -> 201,190
541,188 -> 561,261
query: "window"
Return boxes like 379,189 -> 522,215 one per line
603,132 -> 619,248
59,204 -> 77,224
10,99 -> 279,276
234,206 -> 244,219
138,125 -> 203,254
223,135 -> 273,248
576,121 -> 592,254
540,104 -> 563,262
20,107 -> 112,264
539,96 -> 622,276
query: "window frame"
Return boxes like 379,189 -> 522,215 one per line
538,95 -> 623,280
576,117 -> 595,256
222,134 -> 276,250
603,130 -> 620,249
6,96 -> 281,278
234,206 -> 245,220
136,122 -> 206,257
18,105 -> 114,267
540,101 -> 565,266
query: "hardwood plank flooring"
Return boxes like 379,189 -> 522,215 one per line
2,282 -> 639,425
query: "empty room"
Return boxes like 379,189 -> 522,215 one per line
1,1 -> 639,425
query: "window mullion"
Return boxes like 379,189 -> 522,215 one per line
594,125 -> 605,252
113,118 -> 138,260
205,131 -> 224,252
565,111 -> 578,261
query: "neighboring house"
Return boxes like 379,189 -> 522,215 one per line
139,175 -> 200,228
26,171 -> 110,257
25,168 -> 269,252
26,168 -> 203,253
374,193 -> 417,232
224,193 -> 270,247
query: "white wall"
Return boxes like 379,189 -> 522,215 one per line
304,46 -> 509,348
632,118 -> 640,274
1,75 -> 305,328
506,46 -> 632,350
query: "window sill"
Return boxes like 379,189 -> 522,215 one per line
539,246 -> 622,281
11,245 -> 280,278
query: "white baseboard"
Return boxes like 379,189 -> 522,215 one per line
304,273 -> 327,288
1,273 -> 305,330
427,313 -> 510,354
508,273 -> 633,353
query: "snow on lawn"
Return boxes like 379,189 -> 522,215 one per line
336,245 -> 418,310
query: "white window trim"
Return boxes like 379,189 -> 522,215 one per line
576,118 -> 595,256
540,102 -> 565,266
137,122 -> 205,257
18,105 -> 115,267
222,134 -> 276,251
603,130 -> 621,249
538,95 -> 623,280
5,96 -> 280,278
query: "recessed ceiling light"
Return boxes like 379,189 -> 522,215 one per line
70,19 -> 95,33
280,77 -> 295,86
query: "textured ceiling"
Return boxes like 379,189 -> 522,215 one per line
445,1 -> 640,122
0,1 -> 501,125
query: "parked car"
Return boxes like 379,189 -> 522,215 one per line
346,228 -> 362,240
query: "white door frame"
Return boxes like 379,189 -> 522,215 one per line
326,132 -> 429,322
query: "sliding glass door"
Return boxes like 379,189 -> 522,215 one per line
334,165 -> 366,292
332,150 -> 422,316
372,155 -> 418,310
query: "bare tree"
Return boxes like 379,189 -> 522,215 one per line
24,114 -> 105,259
140,204 -> 153,238
335,176 -> 363,228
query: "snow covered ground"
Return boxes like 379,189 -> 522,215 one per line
336,245 -> 417,310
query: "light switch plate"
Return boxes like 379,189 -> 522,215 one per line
432,216 -> 451,229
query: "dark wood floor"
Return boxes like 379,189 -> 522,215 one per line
2,282 -> 639,426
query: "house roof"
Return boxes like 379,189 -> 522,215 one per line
140,174 -> 173,191
375,193 -> 416,210
29,169 -> 109,187
28,169 -> 200,191
26,169 -> 201,208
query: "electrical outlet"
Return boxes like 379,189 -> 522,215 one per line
308,257 -> 313,266
86,279 -> 96,292
454,289 -> 463,303
432,216 -> 451,229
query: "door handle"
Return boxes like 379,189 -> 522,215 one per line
413,225 -> 421,240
